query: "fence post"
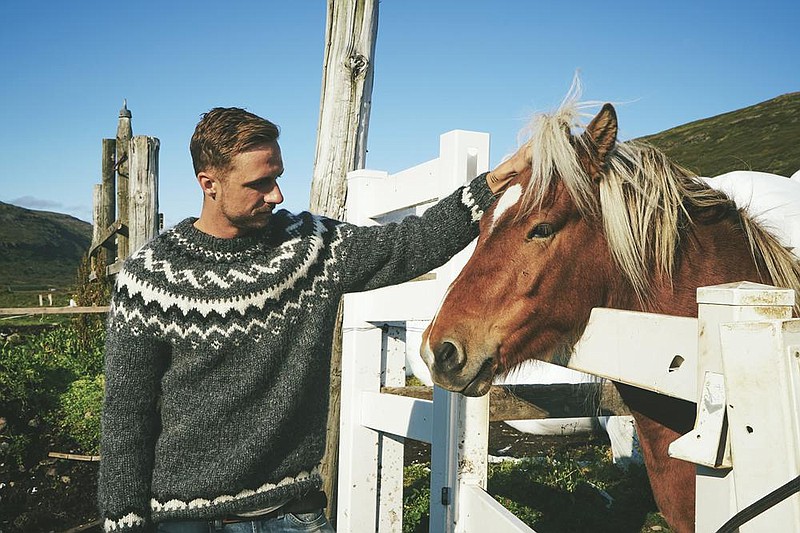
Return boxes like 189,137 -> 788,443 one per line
337,316 -> 382,532
92,183 -> 102,270
101,138 -> 116,249
428,130 -> 491,533
378,324 -> 407,532
116,101 -> 132,260
719,315 -> 800,531
92,139 -> 117,270
680,282 -> 794,531
433,130 -> 490,296
128,135 -> 160,252
429,390 -> 490,532
336,168 -> 389,532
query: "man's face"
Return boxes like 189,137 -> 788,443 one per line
212,141 -> 285,237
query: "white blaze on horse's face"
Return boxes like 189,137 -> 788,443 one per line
490,183 -> 523,232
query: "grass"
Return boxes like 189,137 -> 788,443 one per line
640,92 -> 800,178
403,442 -> 671,533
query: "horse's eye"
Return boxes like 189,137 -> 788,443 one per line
526,223 -> 554,240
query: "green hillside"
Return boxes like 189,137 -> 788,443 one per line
0,201 -> 92,290
638,92 -> 800,178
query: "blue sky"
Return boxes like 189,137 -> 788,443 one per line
1,1 -> 797,227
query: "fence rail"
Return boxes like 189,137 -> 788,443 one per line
382,382 -> 629,420
0,306 -> 109,316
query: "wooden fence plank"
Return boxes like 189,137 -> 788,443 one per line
0,306 -> 109,316
381,382 -> 629,421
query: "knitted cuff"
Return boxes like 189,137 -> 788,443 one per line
460,172 -> 496,222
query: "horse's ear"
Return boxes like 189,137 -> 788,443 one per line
581,103 -> 618,181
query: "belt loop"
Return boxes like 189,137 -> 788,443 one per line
212,518 -> 224,531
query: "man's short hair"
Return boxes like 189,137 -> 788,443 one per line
190,107 -> 280,176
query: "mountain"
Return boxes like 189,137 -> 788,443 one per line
0,201 -> 92,290
638,92 -> 800,178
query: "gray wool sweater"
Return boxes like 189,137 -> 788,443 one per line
98,173 -> 495,531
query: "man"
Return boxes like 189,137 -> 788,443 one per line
98,107 -> 527,532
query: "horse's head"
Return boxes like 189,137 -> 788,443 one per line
421,103 -> 625,396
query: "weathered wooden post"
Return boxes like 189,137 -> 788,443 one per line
116,101 -> 132,261
100,139 -> 117,245
310,0 -> 378,220
92,138 -> 117,270
128,136 -> 160,251
89,102 -> 160,276
92,185 -> 102,267
310,0 -> 379,522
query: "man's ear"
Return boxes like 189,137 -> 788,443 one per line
197,172 -> 218,200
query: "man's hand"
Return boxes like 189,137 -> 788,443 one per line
486,141 -> 531,194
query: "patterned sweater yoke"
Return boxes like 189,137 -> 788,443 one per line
98,174 -> 495,531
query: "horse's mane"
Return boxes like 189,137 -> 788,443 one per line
518,86 -> 800,309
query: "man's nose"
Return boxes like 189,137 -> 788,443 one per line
266,184 -> 284,205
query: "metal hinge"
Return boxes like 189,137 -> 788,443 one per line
441,486 -> 451,505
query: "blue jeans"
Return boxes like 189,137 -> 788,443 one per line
156,510 -> 336,532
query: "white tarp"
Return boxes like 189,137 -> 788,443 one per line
703,170 -> 800,256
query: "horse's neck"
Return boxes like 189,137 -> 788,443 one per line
644,217 -> 766,318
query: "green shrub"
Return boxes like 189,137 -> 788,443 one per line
50,375 -> 104,454
403,463 -> 431,533
0,323 -> 105,467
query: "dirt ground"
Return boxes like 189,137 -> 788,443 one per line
1,454 -> 100,532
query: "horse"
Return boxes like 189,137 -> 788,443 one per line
419,91 -> 800,532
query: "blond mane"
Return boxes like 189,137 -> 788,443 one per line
518,88 -> 800,308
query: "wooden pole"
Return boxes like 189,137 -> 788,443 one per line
381,382 -> 631,420
116,101 -> 132,261
101,138 -> 116,246
0,306 -> 109,316
92,184 -> 102,267
311,0 -> 379,523
91,138 -> 117,271
128,136 -> 160,252
310,0 -> 378,220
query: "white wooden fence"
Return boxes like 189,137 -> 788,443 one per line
337,129 -> 533,532
337,130 -> 800,532
569,282 -> 800,532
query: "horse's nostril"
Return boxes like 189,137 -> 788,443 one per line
434,341 -> 465,373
